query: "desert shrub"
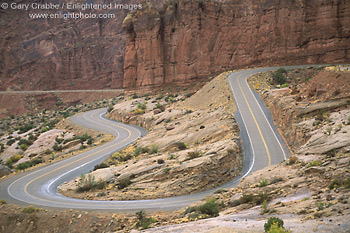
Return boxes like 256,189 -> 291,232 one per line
198,197 -> 220,217
259,178 -> 269,187
19,123 -> 35,134
141,147 -> 149,154
6,159 -> 13,169
44,149 -> 52,154
326,126 -> 332,135
114,153 -> 133,162
62,138 -> 74,144
52,143 -> 63,151
156,94 -> 164,100
163,168 -> 171,174
155,103 -> 165,112
107,105 -> 114,113
257,192 -> 271,204
55,137 -> 64,144
317,201 -> 326,211
134,146 -> 142,156
307,161 -> 321,167
77,174 -> 97,192
87,138 -> 93,145
96,178 -> 107,189
183,206 -> 197,215
329,179 -> 342,189
93,163 -> 109,171
168,154 -> 176,160
264,217 -> 284,232
214,188 -> 228,194
241,193 -> 254,203
137,102 -> 147,110
281,83 -> 289,88
177,142 -> 187,150
79,145 -> 86,150
118,177 -> 131,189
186,150 -> 201,160
6,139 -> 15,146
0,200 -> 6,205
20,143 -> 28,151
22,205 -> 40,213
10,154 -> 22,163
134,108 -> 145,115
135,210 -> 156,229
75,133 -> 91,143
17,162 -> 31,170
344,178 -> 350,189
149,144 -> 158,154
273,68 -> 287,85
267,223 -> 291,233
261,199 -> 268,214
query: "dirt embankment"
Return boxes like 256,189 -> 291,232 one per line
249,68 -> 350,150
59,71 -> 243,200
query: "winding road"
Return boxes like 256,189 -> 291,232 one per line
0,66 -> 302,211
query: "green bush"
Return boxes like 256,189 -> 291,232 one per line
93,163 -> 109,171
134,108 -> 145,115
259,178 -> 269,187
77,174 -> 97,192
118,177 -> 131,189
268,223 -> 291,233
135,210 -> 157,229
6,159 -> 14,169
22,205 -> 40,213
17,158 -> 43,170
264,217 -> 284,232
52,143 -> 63,151
134,146 -> 142,156
156,94 -> 164,100
241,193 -> 254,203
273,69 -> 287,85
186,151 -> 201,160
177,142 -> 187,150
307,161 -> 321,167
10,154 -> 22,163
198,197 -> 220,217
19,123 -> 35,134
6,139 -> 15,146
149,144 -> 158,154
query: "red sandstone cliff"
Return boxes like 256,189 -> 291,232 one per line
0,0 -> 161,91
123,0 -> 350,88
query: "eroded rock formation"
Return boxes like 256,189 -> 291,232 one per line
123,0 -> 350,88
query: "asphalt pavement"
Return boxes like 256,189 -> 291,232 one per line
0,66 -> 313,211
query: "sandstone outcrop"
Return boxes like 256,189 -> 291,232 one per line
123,0 -> 350,88
0,0 -> 161,91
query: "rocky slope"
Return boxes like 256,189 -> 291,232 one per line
59,72 -> 243,200
129,67 -> 350,232
123,0 -> 350,88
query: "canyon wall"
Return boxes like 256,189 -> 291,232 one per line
123,0 -> 350,88
0,0 -> 161,91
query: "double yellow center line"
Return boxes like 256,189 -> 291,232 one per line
237,75 -> 272,166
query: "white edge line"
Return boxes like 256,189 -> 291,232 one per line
243,69 -> 288,160
228,72 -> 256,177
